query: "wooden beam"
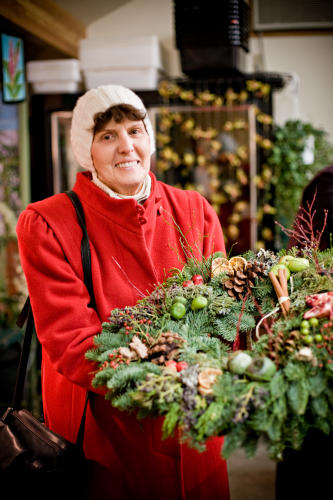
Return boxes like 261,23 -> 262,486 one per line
0,0 -> 86,58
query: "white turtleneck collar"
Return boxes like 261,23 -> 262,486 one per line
91,172 -> 151,205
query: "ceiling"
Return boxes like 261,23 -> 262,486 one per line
53,0 -> 132,26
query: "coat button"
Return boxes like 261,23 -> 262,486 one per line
155,196 -> 161,203
136,205 -> 145,215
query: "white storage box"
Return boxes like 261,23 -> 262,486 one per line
83,68 -> 164,91
79,36 -> 169,74
26,59 -> 81,83
32,81 -> 82,94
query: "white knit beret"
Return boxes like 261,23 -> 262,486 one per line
70,85 -> 155,172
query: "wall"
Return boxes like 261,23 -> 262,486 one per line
88,0 -> 333,141
250,35 -> 333,141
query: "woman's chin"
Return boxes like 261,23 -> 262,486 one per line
106,172 -> 147,195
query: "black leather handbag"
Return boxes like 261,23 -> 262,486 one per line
0,191 -> 95,499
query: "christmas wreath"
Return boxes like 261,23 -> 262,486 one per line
86,200 -> 333,461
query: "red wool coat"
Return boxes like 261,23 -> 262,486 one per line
17,171 -> 230,500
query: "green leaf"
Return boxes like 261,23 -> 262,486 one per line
287,380 -> 309,415
2,60 -> 10,78
162,403 -> 181,439
267,417 -> 281,441
309,371 -> 326,397
13,70 -> 22,86
310,396 -> 328,418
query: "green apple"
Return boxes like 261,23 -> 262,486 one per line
246,357 -> 277,381
287,258 -> 310,273
228,351 -> 252,375
279,255 -> 297,265
270,264 -> 290,281
191,296 -> 208,311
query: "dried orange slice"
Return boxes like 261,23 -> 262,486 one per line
211,258 -> 230,277
229,256 -> 247,270
198,369 -> 223,389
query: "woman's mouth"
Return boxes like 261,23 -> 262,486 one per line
115,160 -> 139,168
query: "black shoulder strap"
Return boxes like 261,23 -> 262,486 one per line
65,190 -> 97,311
14,190 -> 97,448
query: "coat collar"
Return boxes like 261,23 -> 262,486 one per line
73,171 -> 162,234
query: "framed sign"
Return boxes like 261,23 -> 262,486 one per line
1,34 -> 26,104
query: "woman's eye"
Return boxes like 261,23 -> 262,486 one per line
102,134 -> 114,141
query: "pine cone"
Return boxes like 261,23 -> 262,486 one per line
148,331 -> 185,365
223,261 -> 268,300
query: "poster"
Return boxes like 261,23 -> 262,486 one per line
1,34 -> 26,103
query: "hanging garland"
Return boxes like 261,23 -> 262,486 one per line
156,80 -> 274,252
86,201 -> 333,460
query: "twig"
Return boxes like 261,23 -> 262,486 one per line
233,292 -> 249,352
274,190 -> 328,273
112,257 -> 145,298
247,288 -> 273,337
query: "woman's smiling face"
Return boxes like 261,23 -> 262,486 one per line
91,117 -> 151,196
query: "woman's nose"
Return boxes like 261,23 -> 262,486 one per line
118,132 -> 134,154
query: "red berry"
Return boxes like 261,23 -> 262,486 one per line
131,315 -> 134,319
328,359 -> 332,364
119,361 -> 123,364
148,320 -> 152,325
124,322 -> 127,326
324,335 -> 329,340
329,322 -> 333,327
176,361 -> 188,372
129,327 -> 133,330
143,339 -> 146,343
125,332 -> 129,335
108,353 -> 113,358
182,280 -> 193,288
317,344 -> 322,348
126,360 -> 130,365
126,326 -> 130,330
324,323 -> 328,328
207,334 -> 211,337
110,361 -> 116,368
192,274 -> 204,285
140,320 -> 144,324
119,312 -> 123,316
165,360 -> 177,372
319,363 -> 323,368
143,319 -> 147,323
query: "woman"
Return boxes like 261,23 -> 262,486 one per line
17,85 -> 230,500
